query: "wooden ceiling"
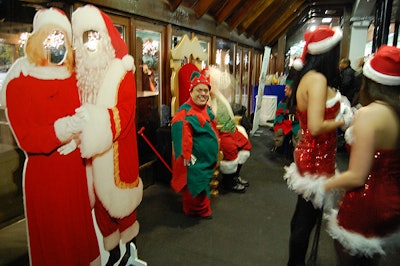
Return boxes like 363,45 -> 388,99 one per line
168,0 -> 356,47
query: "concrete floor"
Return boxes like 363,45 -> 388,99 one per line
1,126 -> 399,265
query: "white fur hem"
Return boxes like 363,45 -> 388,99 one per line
283,162 -> 332,209
237,150 -> 250,164
80,104 -> 112,158
219,157 -> 238,174
94,166 -> 144,218
325,209 -> 400,257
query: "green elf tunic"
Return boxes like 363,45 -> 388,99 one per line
171,97 -> 219,198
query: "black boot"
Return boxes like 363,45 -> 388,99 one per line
236,164 -> 249,187
118,237 -> 137,266
106,245 -> 121,266
222,173 -> 246,193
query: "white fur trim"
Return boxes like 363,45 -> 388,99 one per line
344,126 -> 354,145
308,26 -> 342,55
326,90 -> 341,108
122,55 -> 134,72
219,157 -> 239,174
283,163 -> 335,209
363,58 -> 400,86
120,221 -> 140,244
325,209 -> 400,257
293,58 -> 304,71
33,8 -> 72,40
237,150 -> 250,164
93,151 -> 144,218
79,104 -> 112,158
236,125 -> 248,138
96,59 -> 126,106
72,5 -> 106,39
54,116 -> 73,143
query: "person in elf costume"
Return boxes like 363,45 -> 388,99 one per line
71,5 -> 144,266
171,63 -> 219,218
272,78 -> 300,156
0,7 -> 100,265
203,66 -> 252,193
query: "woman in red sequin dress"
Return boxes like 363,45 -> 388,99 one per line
324,45 -> 400,265
283,26 -> 351,266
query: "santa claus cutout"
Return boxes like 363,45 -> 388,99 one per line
72,4 -> 145,266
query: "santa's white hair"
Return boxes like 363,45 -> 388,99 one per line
205,65 -> 236,119
75,31 -> 115,104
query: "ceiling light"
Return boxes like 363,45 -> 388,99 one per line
322,17 -> 332,23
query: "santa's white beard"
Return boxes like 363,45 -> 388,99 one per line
75,38 -> 114,104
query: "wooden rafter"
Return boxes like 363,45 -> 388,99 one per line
214,0 -> 242,25
260,2 -> 308,45
226,1 -> 259,30
192,0 -> 216,18
168,0 -> 183,12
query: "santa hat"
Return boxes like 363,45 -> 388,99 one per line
72,4 -> 134,71
33,7 -> 72,40
363,45 -> 400,86
293,26 -> 342,71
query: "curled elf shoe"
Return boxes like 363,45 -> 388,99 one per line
237,176 -> 249,187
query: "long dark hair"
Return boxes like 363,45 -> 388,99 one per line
288,43 -> 341,110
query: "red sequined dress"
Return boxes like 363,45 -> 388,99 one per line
284,91 -> 341,207
327,128 -> 400,257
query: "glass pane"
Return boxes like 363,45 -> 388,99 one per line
242,49 -> 250,109
136,29 -> 162,165
137,30 -> 161,96
216,39 -> 234,103
0,31 -> 27,227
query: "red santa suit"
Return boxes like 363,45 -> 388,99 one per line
0,8 -> 99,266
71,4 -> 143,261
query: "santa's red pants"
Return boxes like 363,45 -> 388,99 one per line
94,195 -> 137,244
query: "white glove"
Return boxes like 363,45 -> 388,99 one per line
57,139 -> 77,155
75,105 -> 90,121
54,114 -> 86,142
335,96 -> 353,131
68,113 -> 86,133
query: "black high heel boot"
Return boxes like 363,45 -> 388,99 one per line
106,245 -> 121,266
118,237 -> 137,266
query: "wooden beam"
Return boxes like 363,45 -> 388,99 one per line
168,0 -> 183,12
192,0 -> 216,18
260,2 -> 307,46
238,0 -> 274,32
227,1 -> 259,30
242,0 -> 303,38
214,0 -> 241,25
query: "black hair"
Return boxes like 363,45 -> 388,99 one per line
288,43 -> 341,110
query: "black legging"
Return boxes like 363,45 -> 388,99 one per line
287,195 -> 322,266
